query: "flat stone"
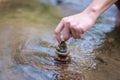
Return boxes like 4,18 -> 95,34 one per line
54,55 -> 71,63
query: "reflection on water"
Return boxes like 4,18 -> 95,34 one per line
0,0 -> 119,80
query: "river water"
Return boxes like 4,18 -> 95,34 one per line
0,0 -> 120,80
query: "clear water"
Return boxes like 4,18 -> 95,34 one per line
0,0 -> 119,80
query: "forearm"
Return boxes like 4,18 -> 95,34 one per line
55,0 -> 119,42
83,0 -> 118,19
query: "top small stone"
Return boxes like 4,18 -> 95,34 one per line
56,41 -> 67,53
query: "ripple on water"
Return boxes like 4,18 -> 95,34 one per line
14,38 -> 98,80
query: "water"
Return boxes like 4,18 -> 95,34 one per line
0,0 -> 119,80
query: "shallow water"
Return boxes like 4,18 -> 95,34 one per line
0,0 -> 119,80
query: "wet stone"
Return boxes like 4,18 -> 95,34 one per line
56,41 -> 67,53
54,56 -> 71,64
55,41 -> 71,63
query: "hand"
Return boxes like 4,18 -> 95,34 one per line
55,11 -> 97,43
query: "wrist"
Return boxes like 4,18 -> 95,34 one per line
83,6 -> 101,21
82,0 -> 118,20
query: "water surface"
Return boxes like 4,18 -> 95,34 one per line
0,0 -> 119,80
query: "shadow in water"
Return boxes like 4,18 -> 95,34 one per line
86,26 -> 120,80
95,26 -> 120,60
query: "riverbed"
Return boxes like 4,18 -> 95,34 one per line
0,0 -> 119,80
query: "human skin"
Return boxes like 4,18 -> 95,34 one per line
55,0 -> 118,43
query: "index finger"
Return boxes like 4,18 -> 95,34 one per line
55,20 -> 64,43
